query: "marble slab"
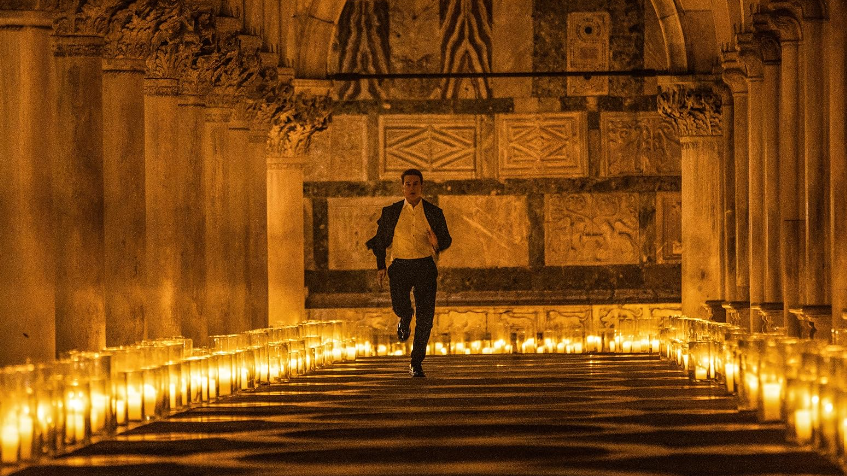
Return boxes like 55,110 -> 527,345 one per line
497,113 -> 588,178
328,197 -> 399,270
304,115 -> 368,182
600,112 -> 681,176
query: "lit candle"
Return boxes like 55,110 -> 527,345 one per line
694,365 -> 708,380
795,409 -> 813,442
17,412 -> 33,461
218,364 -> 232,396
622,341 -> 632,353
761,382 -> 782,421
90,381 -> 107,433
1,419 -> 19,464
724,362 -> 737,393
127,383 -> 142,421
65,387 -> 86,443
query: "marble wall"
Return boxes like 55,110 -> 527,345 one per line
304,0 -> 679,309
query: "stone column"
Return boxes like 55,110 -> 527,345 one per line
52,34 -> 107,354
0,10 -> 56,364
720,88 -> 737,304
829,0 -> 847,342
248,127 -> 269,330
202,106 -> 232,338
737,34 -> 765,332
658,81 -> 724,319
102,57 -> 146,346
226,115 -> 251,333
144,78 -> 183,339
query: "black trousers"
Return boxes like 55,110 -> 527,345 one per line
387,257 -> 438,367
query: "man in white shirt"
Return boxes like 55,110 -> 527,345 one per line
365,169 -> 452,377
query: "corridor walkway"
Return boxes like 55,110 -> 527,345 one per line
10,354 -> 845,476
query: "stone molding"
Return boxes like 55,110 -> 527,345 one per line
657,84 -> 723,137
720,49 -> 749,95
143,77 -> 179,96
735,33 -> 765,79
0,9 -> 55,28
52,33 -> 103,56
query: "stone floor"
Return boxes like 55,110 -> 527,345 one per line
8,354 -> 846,476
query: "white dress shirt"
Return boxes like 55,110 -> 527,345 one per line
390,199 -> 435,260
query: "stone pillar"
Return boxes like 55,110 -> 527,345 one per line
52,34 -> 107,354
144,78 -> 183,339
720,89 -> 737,303
248,127 -> 269,330
102,57 -> 146,346
658,81 -> 724,319
226,116 -> 251,333
267,156 -> 306,325
202,106 -> 232,338
829,0 -> 847,342
0,10 -> 56,364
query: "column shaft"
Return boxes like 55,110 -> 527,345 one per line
267,158 -> 305,325
747,76 -> 765,315
732,92 -> 750,302
53,36 -> 106,354
722,99 -> 737,300
762,61 -> 782,308
0,12 -> 56,364
248,131 -> 269,330
102,60 -> 146,346
226,122 -> 250,333
829,0 -> 847,338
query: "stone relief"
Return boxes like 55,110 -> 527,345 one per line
267,92 -> 333,158
655,192 -> 682,263
497,113 -> 588,178
545,193 -> 640,266
567,12 -> 610,96
304,115 -> 368,182
327,197 -> 397,270
657,84 -> 724,137
436,0 -> 492,99
437,195 -> 530,268
600,112 -> 680,176
379,115 -> 478,180
389,0 -> 439,98
335,0 -> 390,100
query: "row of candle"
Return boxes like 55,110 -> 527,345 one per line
0,320 -> 357,465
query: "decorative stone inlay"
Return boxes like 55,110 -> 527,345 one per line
327,197 -> 396,270
437,310 -> 490,339
497,113 -> 588,178
437,195 -> 530,269
545,193 -> 639,266
567,11 -> 610,96
437,0 -> 492,99
304,115 -> 368,182
657,84 -> 723,137
379,114 -> 478,181
335,0 -> 390,100
600,112 -> 680,176
655,192 -> 682,263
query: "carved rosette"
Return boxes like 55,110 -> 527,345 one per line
657,85 -> 723,137
266,92 -> 332,158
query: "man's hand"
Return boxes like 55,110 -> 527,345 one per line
377,268 -> 387,290
427,228 -> 438,251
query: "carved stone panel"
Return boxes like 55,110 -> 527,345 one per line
545,193 -> 640,265
389,0 -> 440,98
497,113 -> 588,178
379,115 -> 478,181
438,195 -> 530,268
567,12 -> 610,96
655,192 -> 682,263
600,112 -> 681,176
304,115 -> 368,182
328,197 -> 397,270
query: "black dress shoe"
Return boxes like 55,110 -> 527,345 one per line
397,320 -> 411,341
409,364 -> 425,378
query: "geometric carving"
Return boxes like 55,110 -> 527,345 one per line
437,195 -> 530,268
567,12 -> 610,96
600,112 -> 681,176
545,193 -> 640,265
328,197 -> 397,270
336,0 -> 390,100
497,113 -> 588,178
379,115 -> 478,180
655,192 -> 682,263
437,0 -> 492,99
304,115 -> 368,182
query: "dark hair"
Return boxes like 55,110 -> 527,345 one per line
401,168 -> 424,184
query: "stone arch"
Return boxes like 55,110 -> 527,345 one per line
293,0 -> 347,78
646,0 -> 689,72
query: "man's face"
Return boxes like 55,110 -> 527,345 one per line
402,175 -> 423,205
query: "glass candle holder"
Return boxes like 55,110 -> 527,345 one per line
787,341 -> 826,444
688,340 -> 713,381
815,346 -> 845,454
757,337 -> 787,422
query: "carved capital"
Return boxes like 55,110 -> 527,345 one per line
753,10 -> 802,43
720,49 -> 748,94
52,0 -> 120,36
735,32 -> 765,79
266,91 -> 332,158
657,84 -> 723,137
102,0 -> 167,60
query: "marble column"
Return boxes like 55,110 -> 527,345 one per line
202,106 -> 232,338
267,156 -> 306,325
144,78 -> 183,339
226,117 -> 251,333
658,82 -> 724,319
52,34 -> 107,354
829,0 -> 847,342
247,127 -> 269,330
720,90 -> 737,303
0,10 -> 56,364
102,57 -> 146,346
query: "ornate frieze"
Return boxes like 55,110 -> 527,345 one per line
379,114 -> 479,180
497,113 -> 588,178
566,11 -> 610,96
545,193 -> 640,266
657,84 -> 723,137
600,112 -> 680,176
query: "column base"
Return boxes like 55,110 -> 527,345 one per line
721,301 -> 750,331
701,300 -> 727,323
788,305 -> 832,342
750,302 -> 783,334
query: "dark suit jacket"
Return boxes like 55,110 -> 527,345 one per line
365,199 -> 452,270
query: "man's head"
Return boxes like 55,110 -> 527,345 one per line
401,169 -> 424,206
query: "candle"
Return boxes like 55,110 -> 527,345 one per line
1,420 -> 19,464
218,364 -> 232,396
761,382 -> 782,421
17,412 -> 33,461
143,382 -> 157,420
622,341 -> 632,353
90,381 -> 107,433
127,383 -> 142,421
795,409 -> 813,442
694,365 -> 708,381
725,362 -> 737,393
